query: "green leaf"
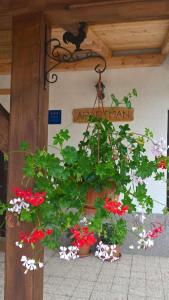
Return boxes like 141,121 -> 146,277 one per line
0,202 -> 7,215
53,129 -> 70,146
4,153 -> 8,162
145,128 -> 153,139
61,146 -> 77,164
162,207 -> 169,215
123,96 -> 132,108
132,88 -> 138,97
111,94 -> 120,107
20,209 -> 33,222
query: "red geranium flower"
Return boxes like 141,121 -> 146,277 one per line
70,225 -> 96,248
14,188 -> 46,206
158,160 -> 166,169
104,197 -> 128,216
147,223 -> 164,239
19,227 -> 53,244
46,229 -> 53,235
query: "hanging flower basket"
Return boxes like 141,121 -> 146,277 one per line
1,88 -> 169,273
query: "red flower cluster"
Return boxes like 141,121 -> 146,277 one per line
104,197 -> 128,216
15,188 -> 46,207
19,228 -> 53,244
158,160 -> 166,169
147,224 -> 163,239
70,225 -> 96,248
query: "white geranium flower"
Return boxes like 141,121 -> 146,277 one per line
38,262 -> 44,268
15,241 -> 23,248
111,256 -> 120,262
8,197 -> 30,214
27,259 -> 37,271
79,217 -> 88,225
59,246 -> 69,260
137,228 -> 154,250
96,241 -> 104,252
139,229 -> 147,239
140,213 -> 146,224
67,246 -> 79,260
146,238 -> 154,248
129,245 -> 135,250
132,227 -> 138,232
21,256 -> 36,274
21,256 -> 44,274
109,245 -> 117,257
151,138 -> 168,157
21,256 -> 28,266
130,172 -> 144,185
95,242 -> 119,262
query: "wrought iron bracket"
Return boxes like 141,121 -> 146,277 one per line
44,24 -> 107,88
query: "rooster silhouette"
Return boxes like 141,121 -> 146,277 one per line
63,22 -> 87,51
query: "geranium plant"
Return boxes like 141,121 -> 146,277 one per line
0,90 -> 169,272
70,224 -> 96,248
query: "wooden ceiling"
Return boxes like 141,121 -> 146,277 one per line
0,0 -> 169,77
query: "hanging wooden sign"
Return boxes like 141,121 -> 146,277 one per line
73,107 -> 134,123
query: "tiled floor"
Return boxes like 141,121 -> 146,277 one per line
1,250 -> 169,300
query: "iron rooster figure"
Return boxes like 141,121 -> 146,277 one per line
63,22 -> 88,51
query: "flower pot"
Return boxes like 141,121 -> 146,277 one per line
84,183 -> 116,215
105,245 -> 121,262
78,244 -> 91,257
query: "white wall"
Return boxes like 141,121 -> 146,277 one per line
1,58 -> 169,213
0,76 -> 10,112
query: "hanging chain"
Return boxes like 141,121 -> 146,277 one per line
83,71 -> 107,163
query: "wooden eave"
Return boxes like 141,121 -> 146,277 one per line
0,0 -> 169,74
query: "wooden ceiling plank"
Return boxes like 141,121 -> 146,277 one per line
0,89 -> 10,95
87,28 -> 112,57
161,28 -> 169,54
91,20 -> 169,51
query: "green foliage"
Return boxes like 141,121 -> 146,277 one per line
53,129 -> 70,146
111,88 -> 138,108
0,202 -> 7,215
100,219 -> 127,245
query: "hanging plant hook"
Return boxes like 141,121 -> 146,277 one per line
44,23 -> 107,88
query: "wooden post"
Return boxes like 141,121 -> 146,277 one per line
5,13 -> 50,300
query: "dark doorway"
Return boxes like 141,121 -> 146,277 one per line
0,151 -> 7,236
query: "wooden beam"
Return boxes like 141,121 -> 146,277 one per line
5,12 -> 51,300
0,63 -> 11,74
0,16 -> 12,30
0,53 -> 166,75
161,29 -> 169,54
87,28 -> 112,57
0,1 -> 169,26
46,1 -> 169,27
49,53 -> 166,71
0,88 -> 10,95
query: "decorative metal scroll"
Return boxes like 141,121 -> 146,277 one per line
44,38 -> 107,88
